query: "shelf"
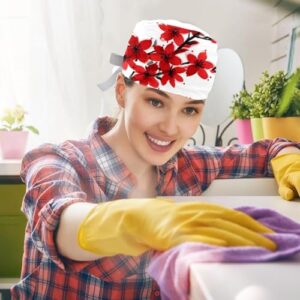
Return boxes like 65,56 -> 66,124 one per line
0,278 -> 19,289
0,160 -> 21,176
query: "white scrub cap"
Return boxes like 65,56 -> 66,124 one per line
122,19 -> 218,99
99,19 -> 218,100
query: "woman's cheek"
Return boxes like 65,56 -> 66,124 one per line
134,109 -> 150,125
183,120 -> 200,139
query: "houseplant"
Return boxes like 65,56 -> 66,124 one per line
0,104 -> 39,159
259,68 -> 300,141
230,88 -> 253,144
249,70 -> 287,141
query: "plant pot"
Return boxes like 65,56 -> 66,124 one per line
262,117 -> 300,142
0,131 -> 29,159
250,118 -> 264,141
235,119 -> 253,144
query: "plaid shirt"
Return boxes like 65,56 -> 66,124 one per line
11,117 -> 300,299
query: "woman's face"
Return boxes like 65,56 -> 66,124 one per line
117,76 -> 205,166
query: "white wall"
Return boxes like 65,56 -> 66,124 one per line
270,0 -> 300,74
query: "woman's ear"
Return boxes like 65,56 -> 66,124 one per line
115,73 -> 126,108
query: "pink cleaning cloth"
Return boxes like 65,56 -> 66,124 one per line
147,206 -> 300,300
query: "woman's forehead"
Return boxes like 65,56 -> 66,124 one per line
136,84 -> 205,104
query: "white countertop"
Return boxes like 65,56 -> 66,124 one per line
175,196 -> 300,300
0,278 -> 20,289
0,159 -> 21,176
190,256 -> 300,300
175,195 -> 300,222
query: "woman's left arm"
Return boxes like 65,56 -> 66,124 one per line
275,146 -> 300,156
186,138 -> 300,197
213,138 -> 300,179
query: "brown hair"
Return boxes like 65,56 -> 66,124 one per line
123,75 -> 135,87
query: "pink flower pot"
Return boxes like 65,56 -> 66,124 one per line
235,119 -> 253,144
0,131 -> 29,159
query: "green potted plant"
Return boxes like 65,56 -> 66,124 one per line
230,88 -> 253,144
0,104 -> 39,159
249,70 -> 287,141
259,68 -> 300,141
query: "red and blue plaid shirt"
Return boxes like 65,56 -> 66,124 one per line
11,117 -> 300,299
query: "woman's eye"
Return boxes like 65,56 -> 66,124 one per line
148,98 -> 162,107
183,107 -> 198,115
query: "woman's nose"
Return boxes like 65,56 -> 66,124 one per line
158,114 -> 179,137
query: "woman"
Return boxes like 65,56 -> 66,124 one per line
12,19 -> 300,299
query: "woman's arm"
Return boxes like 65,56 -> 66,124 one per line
276,146 -> 300,156
20,142 -> 106,266
56,202 -> 101,261
184,138 -> 300,193
215,138 -> 300,179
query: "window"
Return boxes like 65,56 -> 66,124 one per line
287,24 -> 300,74
0,0 -> 30,112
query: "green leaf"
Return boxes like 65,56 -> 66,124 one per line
276,69 -> 300,117
25,125 -> 39,135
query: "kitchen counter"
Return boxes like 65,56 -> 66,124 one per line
0,160 -> 21,176
174,196 -> 300,300
0,160 -> 24,297
0,159 -> 22,183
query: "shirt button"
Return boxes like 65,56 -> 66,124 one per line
154,290 -> 160,297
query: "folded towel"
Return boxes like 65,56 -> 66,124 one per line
147,206 -> 300,300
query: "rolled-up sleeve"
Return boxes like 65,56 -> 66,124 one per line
20,144 -> 88,269
216,138 -> 300,178
183,138 -> 300,194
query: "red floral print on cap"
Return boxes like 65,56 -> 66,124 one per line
121,20 -> 218,99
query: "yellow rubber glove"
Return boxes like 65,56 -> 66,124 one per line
78,198 -> 276,256
271,153 -> 300,201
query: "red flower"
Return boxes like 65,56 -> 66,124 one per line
131,63 -> 159,88
159,24 -> 191,46
161,66 -> 185,87
186,51 -> 214,79
150,43 -> 182,70
122,35 -> 152,69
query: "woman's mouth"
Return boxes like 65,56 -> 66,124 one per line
145,133 -> 174,152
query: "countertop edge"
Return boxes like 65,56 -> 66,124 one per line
0,159 -> 22,176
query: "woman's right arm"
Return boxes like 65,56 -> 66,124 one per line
20,143 -> 105,265
56,202 -> 102,261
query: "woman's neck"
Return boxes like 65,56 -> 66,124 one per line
102,118 -> 155,180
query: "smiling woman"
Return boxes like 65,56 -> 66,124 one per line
102,73 -> 205,171
10,17 -> 300,300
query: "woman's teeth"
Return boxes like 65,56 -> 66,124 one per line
147,134 -> 172,146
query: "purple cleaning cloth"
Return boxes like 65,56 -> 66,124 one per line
147,206 -> 300,300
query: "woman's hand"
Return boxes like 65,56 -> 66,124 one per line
78,198 -> 276,257
271,152 -> 300,201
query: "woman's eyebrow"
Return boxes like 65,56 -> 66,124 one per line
144,88 -> 205,104
145,88 -> 170,99
186,99 -> 205,104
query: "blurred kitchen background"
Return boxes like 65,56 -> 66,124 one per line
0,0 -> 299,149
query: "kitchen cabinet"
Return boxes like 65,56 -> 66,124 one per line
0,177 -> 26,278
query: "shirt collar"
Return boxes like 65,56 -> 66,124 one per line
89,117 -> 135,184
